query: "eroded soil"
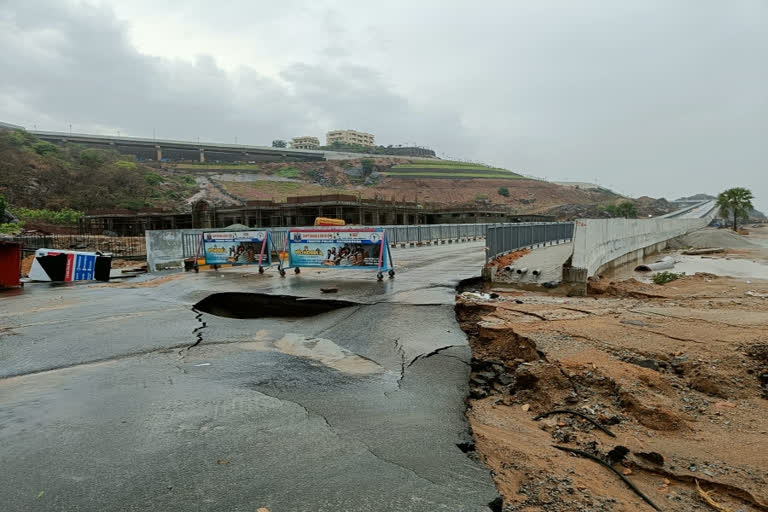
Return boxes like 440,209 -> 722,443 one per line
458,273 -> 768,511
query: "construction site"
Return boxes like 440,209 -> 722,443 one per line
79,195 -> 553,235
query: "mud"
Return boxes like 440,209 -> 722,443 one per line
456,274 -> 768,511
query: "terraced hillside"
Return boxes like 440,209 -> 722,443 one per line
380,160 -> 523,179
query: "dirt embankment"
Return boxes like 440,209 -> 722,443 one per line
457,274 -> 768,511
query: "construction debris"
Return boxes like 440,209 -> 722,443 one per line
635,256 -> 676,272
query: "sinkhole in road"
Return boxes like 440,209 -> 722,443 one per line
194,292 -> 357,319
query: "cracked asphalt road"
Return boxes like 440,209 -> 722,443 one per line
0,242 -> 499,511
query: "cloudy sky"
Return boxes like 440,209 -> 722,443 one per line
2,0 -> 766,209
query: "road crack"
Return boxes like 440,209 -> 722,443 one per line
186,307 -> 207,351
407,344 -> 463,369
393,338 -> 406,388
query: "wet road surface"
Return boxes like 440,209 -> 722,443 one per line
0,242 -> 499,511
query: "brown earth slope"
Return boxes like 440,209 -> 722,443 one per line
457,274 -> 768,511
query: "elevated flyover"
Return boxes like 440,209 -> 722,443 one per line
29,130 -> 326,162
660,199 -> 717,219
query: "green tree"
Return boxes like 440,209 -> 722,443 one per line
272,139 -> 287,148
144,172 -> 164,186
31,140 -> 59,156
717,187 -> 754,231
79,149 -> 105,169
498,187 -> 510,197
361,159 -> 374,176
616,202 -> 637,218
600,201 -> 636,218
0,194 -> 7,216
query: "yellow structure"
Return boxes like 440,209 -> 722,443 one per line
314,217 -> 346,226
326,129 -> 375,147
290,136 -> 320,150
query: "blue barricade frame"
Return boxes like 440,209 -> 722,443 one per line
195,230 -> 273,273
278,227 -> 395,280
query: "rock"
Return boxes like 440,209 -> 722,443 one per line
606,446 -> 629,464
470,387 -> 488,399
630,358 -> 661,371
522,404 -> 530,412
487,496 -> 503,512
622,468 -> 633,475
636,451 -> 665,465
344,166 -> 363,177
670,355 -> 691,375
470,376 -> 489,386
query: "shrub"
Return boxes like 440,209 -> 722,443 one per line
0,222 -> 22,235
144,172 -> 164,186
12,207 -> 83,225
31,141 -> 60,156
361,159 -> 375,175
115,160 -> 137,170
498,187 -> 510,197
8,129 -> 37,147
79,148 -> 105,169
652,271 -> 685,285
275,167 -> 300,178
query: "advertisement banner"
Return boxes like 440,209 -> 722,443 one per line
287,229 -> 388,269
202,231 -> 269,266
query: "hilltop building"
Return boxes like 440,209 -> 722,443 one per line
290,136 -> 320,150
326,129 -> 374,147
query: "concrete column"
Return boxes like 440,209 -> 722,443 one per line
199,148 -> 205,163
155,145 -> 162,161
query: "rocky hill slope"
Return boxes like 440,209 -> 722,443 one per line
1,128 -> 679,221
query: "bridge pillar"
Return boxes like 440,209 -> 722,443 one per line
199,148 -> 205,163
155,145 -> 162,161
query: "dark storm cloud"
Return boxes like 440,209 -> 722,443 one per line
1,0 -> 766,208
0,0 -> 466,147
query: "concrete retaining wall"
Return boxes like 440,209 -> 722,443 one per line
571,217 -> 710,277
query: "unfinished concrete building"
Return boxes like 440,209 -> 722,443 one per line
80,195 -> 553,235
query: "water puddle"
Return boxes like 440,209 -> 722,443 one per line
274,333 -> 383,375
604,251 -> 768,282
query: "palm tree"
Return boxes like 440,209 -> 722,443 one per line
716,187 -> 754,231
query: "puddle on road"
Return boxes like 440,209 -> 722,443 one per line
192,332 -> 383,375
605,252 -> 768,282
274,333 -> 383,375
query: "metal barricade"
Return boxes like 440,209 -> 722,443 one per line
174,222 -> 571,262
485,222 -> 574,262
